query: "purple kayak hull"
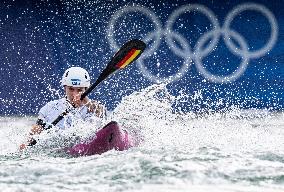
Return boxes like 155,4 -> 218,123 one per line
67,121 -> 135,156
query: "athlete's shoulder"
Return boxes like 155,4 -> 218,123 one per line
38,98 -> 66,122
40,98 -> 66,112
46,98 -> 65,105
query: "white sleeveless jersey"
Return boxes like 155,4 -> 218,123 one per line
38,98 -> 100,129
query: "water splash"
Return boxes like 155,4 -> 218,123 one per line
108,84 -> 284,154
1,84 -> 283,157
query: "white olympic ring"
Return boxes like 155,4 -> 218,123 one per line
223,3 -> 278,59
166,4 -> 221,59
107,6 -> 163,57
107,3 -> 278,84
195,28 -> 249,83
136,30 -> 192,83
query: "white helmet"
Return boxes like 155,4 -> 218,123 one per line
61,67 -> 91,87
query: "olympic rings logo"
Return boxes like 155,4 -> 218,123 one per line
107,3 -> 278,83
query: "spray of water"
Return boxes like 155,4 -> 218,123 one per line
109,84 -> 284,154
1,84 -> 283,157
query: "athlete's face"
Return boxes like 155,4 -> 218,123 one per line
64,86 -> 87,106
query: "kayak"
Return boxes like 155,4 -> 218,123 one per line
67,121 -> 135,156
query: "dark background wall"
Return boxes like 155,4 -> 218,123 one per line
0,0 -> 283,115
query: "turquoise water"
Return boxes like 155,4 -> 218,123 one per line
0,85 -> 284,192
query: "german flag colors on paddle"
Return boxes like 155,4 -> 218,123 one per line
80,39 -> 146,100
111,39 -> 146,70
115,48 -> 141,69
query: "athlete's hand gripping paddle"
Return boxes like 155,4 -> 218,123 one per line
22,39 -> 146,148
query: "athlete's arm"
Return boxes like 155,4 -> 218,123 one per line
19,124 -> 43,150
19,108 -> 49,150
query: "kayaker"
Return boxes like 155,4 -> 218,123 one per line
20,67 -> 105,150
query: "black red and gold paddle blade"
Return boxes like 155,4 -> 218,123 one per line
112,39 -> 146,70
80,39 -> 146,100
96,39 -> 146,82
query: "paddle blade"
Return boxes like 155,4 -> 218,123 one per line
97,39 -> 146,81
112,39 -> 146,70
80,39 -> 146,100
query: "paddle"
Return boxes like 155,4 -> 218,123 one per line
23,39 -> 146,147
